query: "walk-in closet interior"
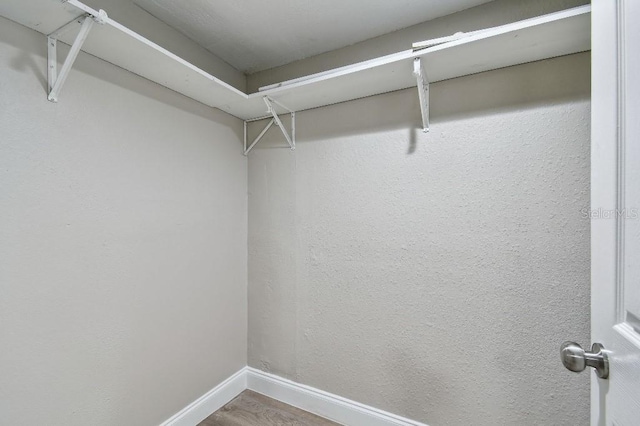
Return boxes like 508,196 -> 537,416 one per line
3,0 -> 619,425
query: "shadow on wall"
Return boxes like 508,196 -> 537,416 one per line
247,52 -> 591,152
9,44 -> 48,93
0,16 -> 238,128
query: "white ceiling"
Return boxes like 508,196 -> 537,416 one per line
132,0 -> 494,74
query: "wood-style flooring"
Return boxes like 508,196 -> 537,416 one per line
198,390 -> 341,426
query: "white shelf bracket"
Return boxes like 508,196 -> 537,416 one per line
264,97 -> 295,151
244,118 -> 275,155
47,9 -> 108,103
243,97 -> 296,155
413,57 -> 430,133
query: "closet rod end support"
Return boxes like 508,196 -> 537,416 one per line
94,9 -> 108,25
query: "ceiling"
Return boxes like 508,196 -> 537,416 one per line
132,0 -> 494,74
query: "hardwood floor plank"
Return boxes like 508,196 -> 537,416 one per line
198,390 -> 341,426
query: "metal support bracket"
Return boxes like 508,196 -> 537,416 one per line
243,96 -> 296,155
47,9 -> 108,103
413,58 -> 430,133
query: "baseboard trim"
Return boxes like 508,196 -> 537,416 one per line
246,367 -> 428,426
160,367 -> 427,426
160,367 -> 247,426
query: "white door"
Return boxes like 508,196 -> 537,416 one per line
588,0 -> 640,424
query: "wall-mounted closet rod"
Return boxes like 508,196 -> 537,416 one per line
26,1 -> 588,152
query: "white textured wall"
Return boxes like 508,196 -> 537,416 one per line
248,53 -> 591,425
0,17 -> 247,426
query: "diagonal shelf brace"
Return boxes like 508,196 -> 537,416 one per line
264,97 -> 295,150
244,118 -> 275,155
48,16 -> 94,102
47,9 -> 108,103
413,57 -> 430,133
243,96 -> 296,155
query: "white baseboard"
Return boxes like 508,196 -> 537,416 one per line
246,367 -> 428,426
159,368 -> 247,426
160,366 -> 428,426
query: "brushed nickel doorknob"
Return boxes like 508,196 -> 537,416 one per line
560,341 -> 609,379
